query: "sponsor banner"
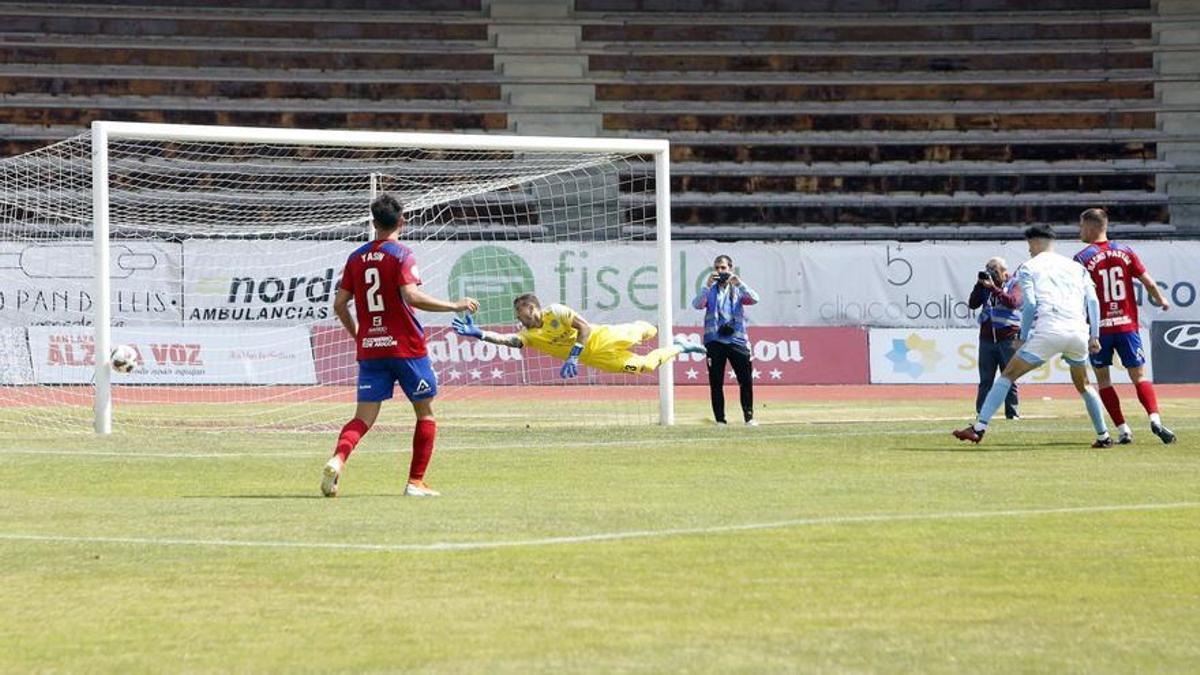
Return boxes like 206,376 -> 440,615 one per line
0,327 -> 34,384
1150,321 -> 1200,383
671,327 -> 866,385
182,239 -> 795,328
312,325 -> 865,385
0,241 -> 182,327
184,239 -> 1200,329
311,325 -> 528,386
869,328 -> 1151,384
799,241 -> 1200,328
27,326 -> 316,384
22,238 -> 1192,330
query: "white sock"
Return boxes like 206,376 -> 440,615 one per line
1119,423 -> 1132,436
1098,431 -> 1111,440
1150,412 -> 1162,425
973,421 -> 988,433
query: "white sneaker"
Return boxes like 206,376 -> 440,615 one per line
745,419 -> 759,427
714,420 -> 728,428
404,481 -> 441,497
673,336 -> 707,355
320,457 -> 342,498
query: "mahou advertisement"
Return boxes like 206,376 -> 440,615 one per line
312,325 -> 867,386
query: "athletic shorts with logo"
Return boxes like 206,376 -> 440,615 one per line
357,356 -> 438,402
1018,330 -> 1089,367
1089,331 -> 1145,369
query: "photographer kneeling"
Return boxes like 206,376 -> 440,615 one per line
969,256 -> 1022,420
692,254 -> 760,426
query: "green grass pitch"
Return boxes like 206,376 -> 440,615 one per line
2,393 -> 1198,672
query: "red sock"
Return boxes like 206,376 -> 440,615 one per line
334,418 -> 370,462
1134,380 -> 1159,415
1098,386 -> 1125,426
409,418 -> 436,481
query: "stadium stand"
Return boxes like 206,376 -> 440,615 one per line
0,1 -> 502,158
577,0 -> 1187,239
0,0 -> 1196,240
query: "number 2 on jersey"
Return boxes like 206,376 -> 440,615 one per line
364,267 -> 385,312
1098,266 -> 1126,303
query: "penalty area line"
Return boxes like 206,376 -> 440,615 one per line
1,501 -> 1197,553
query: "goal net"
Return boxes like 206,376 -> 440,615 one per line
0,122 -> 674,435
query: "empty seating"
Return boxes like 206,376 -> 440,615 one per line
579,0 -> 1167,238
0,1 -> 501,151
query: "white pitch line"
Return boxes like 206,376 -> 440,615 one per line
1,422 -> 1194,460
1,501 -> 1196,553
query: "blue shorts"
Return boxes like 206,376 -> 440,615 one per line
357,357 -> 438,403
1089,331 -> 1146,369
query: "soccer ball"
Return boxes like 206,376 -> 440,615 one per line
110,344 -> 139,373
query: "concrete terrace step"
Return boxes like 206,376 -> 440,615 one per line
656,221 -> 1178,241
647,159 -> 1175,176
0,33 -> 491,53
0,94 -> 1179,118
0,3 -> 485,22
626,190 -> 1168,207
0,32 -> 1172,56
632,129 -> 1186,145
1,4 -> 1183,26
0,62 -> 1167,87
0,93 -> 508,112
573,10 -> 1174,26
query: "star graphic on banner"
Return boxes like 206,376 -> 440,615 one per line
447,369 -> 461,380
490,368 -> 504,379
769,368 -> 783,380
727,370 -> 737,381
751,368 -> 761,380
469,369 -> 482,380
685,368 -> 699,380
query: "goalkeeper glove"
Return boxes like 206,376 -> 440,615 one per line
560,343 -> 584,379
451,313 -> 483,340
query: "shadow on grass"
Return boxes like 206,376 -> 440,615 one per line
183,493 -> 407,500
890,441 -> 1086,452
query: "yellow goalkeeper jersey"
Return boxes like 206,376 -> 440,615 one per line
517,303 -> 598,359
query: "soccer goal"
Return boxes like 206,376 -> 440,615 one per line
0,122 -> 674,434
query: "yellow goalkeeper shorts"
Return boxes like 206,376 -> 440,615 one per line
580,321 -> 663,374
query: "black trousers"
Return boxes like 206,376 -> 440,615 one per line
976,338 -> 1020,419
706,341 -> 754,423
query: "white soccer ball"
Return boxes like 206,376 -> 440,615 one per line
110,344 -> 139,374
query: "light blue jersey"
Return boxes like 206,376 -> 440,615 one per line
1014,250 -> 1098,341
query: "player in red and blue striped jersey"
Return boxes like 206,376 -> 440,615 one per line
321,194 -> 478,498
1074,208 -> 1176,445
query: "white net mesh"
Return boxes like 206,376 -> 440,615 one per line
0,128 -> 669,434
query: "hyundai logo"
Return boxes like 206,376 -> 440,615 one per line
1163,324 -> 1200,351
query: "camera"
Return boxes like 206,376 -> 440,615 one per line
978,271 -> 990,281
717,272 -> 731,283
717,323 -> 736,337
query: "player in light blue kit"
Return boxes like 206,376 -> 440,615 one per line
954,224 -> 1113,448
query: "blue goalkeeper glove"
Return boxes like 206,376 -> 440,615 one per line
452,313 -> 483,340
560,343 -> 584,379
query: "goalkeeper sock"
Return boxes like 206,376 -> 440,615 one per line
1098,386 -> 1125,426
409,418 -> 436,481
334,418 -> 369,463
976,376 -> 1012,429
1134,380 -> 1159,416
1080,386 -> 1109,437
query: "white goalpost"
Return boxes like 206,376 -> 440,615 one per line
0,121 -> 675,434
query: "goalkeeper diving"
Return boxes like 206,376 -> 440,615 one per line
452,293 -> 706,378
